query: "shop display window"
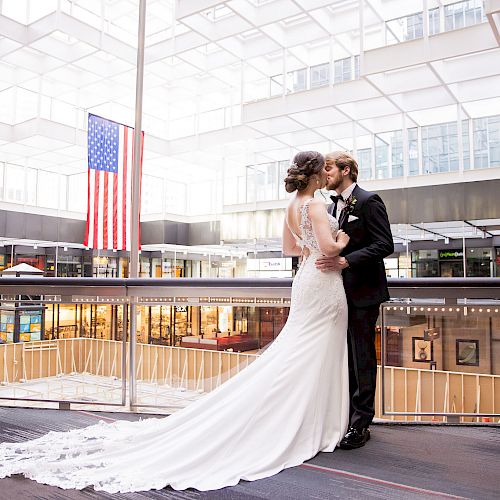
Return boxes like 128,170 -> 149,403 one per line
93,257 -> 118,278
16,255 -> 45,272
383,305 -> 497,375
148,306 -> 172,345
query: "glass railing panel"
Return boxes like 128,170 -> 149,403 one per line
0,277 -> 498,422
381,300 -> 500,422
0,292 -> 127,410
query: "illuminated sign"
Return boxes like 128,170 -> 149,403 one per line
439,250 -> 463,260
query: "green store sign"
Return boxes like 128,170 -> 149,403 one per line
439,250 -> 464,260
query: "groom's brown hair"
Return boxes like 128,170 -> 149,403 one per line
325,151 -> 358,182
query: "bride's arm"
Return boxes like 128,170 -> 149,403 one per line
308,199 -> 349,257
282,220 -> 302,256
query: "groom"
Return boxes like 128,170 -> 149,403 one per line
316,151 -> 393,449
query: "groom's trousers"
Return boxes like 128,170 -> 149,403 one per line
347,303 -> 380,430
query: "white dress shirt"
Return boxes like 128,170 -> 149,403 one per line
334,182 -> 357,220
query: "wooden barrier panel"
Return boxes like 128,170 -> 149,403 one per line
0,339 -> 499,421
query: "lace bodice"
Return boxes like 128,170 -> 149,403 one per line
297,198 -> 339,254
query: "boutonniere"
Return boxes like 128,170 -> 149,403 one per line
344,195 -> 357,214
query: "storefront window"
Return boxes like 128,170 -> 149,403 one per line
54,305 -> 78,339
200,306 -> 218,336
118,257 -> 128,278
149,306 -> 172,345
173,305 -> 190,344
136,306 -> 149,343
398,255 -> 411,278
384,257 -> 398,278
93,256 -> 118,277
16,255 -> 45,271
55,255 -> 82,277
438,249 -> 464,277
81,304 -> 113,339
139,256 -> 151,278
467,248 -> 492,277
412,250 -> 439,277
151,257 -> 163,278
259,307 -> 289,348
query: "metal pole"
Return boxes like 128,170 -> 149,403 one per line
129,0 -> 147,408
122,304 -> 128,406
130,0 -> 146,279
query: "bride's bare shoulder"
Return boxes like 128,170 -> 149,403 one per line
307,198 -> 327,211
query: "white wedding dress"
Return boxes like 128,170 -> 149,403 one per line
0,200 -> 349,493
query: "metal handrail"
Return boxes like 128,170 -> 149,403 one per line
0,276 -> 499,417
0,276 -> 498,288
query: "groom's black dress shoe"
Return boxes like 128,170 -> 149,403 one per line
339,427 -> 370,450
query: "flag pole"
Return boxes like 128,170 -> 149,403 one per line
129,0 -> 146,408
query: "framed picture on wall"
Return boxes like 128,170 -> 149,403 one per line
412,337 -> 433,362
456,339 -> 479,366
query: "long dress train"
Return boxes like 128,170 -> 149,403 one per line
0,200 -> 349,493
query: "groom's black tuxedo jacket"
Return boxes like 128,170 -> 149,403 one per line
328,185 -> 394,308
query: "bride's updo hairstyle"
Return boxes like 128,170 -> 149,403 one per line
284,151 -> 325,193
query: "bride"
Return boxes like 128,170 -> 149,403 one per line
0,151 -> 350,493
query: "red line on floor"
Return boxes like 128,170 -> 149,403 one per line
76,410 -> 117,422
299,463 -> 464,499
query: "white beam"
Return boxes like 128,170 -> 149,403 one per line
363,24 -> 497,75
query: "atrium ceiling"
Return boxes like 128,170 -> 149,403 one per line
0,0 -> 499,182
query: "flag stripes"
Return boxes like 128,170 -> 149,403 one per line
84,114 -> 143,251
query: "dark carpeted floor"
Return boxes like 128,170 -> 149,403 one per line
0,407 -> 498,500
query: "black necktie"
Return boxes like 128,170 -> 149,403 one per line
330,194 -> 343,218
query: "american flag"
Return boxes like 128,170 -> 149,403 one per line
84,114 -> 143,251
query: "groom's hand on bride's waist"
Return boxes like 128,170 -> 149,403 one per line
315,256 -> 349,272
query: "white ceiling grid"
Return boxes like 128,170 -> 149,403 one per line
0,1 -> 497,185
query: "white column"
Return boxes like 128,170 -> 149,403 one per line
469,119 -> 475,170
417,126 -> 423,175
423,0 -> 429,38
282,48 -> 287,96
402,113 -> 409,178
329,35 -> 334,86
371,134 -> 376,180
352,121 -> 357,157
358,0 -> 364,75
439,3 -> 445,33
457,104 -> 464,174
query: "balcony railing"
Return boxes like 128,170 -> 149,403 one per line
0,277 -> 498,422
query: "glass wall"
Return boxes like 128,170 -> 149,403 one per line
382,302 -> 500,421
267,55 -> 360,98
473,115 -> 500,169
422,122 -> 459,174
2,112 -> 500,211
357,148 -> 372,180
386,0 -> 485,45
411,247 -> 493,277
444,0 -> 485,31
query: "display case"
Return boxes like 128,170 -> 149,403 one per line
0,305 -> 45,343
